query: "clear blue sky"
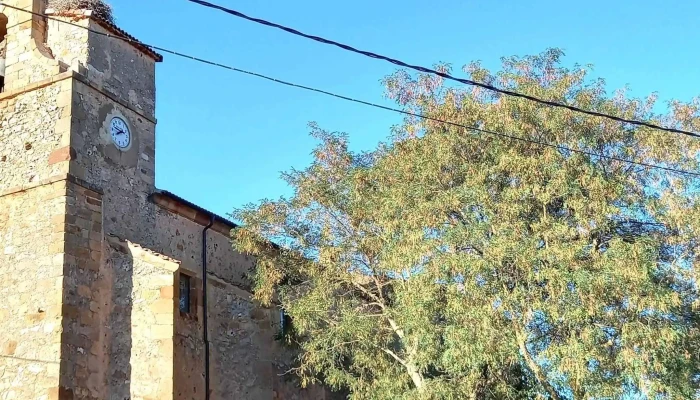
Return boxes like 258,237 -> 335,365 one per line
109,0 -> 699,217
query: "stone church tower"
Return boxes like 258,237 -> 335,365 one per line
0,1 -> 332,399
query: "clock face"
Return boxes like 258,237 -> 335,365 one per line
110,117 -> 131,150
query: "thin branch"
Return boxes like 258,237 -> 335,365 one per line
381,348 -> 407,366
277,366 -> 302,377
372,275 -> 387,303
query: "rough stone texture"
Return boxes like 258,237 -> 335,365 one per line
0,181 -> 66,400
0,0 -> 65,92
0,1 -> 338,398
84,20 -> 157,119
68,76 -> 157,246
45,14 -> 158,119
172,232 -> 331,400
154,207 -> 256,291
129,247 -> 177,400
44,16 -> 89,77
58,180 -> 104,400
104,238 -> 177,400
210,280 -> 274,399
0,78 -> 72,193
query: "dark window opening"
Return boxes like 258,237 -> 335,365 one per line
0,13 -> 7,93
275,308 -> 294,341
280,309 -> 286,332
179,274 -> 191,313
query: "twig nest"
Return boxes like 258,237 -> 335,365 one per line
48,0 -> 114,23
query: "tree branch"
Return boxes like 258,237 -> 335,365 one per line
381,348 -> 407,366
515,329 -> 563,400
350,281 -> 385,307
381,347 -> 425,391
387,318 -> 406,340
372,275 -> 388,303
384,318 -> 425,391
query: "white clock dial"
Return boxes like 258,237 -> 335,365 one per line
110,117 -> 131,150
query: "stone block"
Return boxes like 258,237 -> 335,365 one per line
47,386 -> 74,400
77,285 -> 91,298
160,286 -> 174,299
2,340 -> 18,355
47,146 -> 76,165
155,313 -> 173,325
152,324 -> 173,340
150,298 -> 174,314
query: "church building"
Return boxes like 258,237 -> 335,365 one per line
0,1 -> 327,399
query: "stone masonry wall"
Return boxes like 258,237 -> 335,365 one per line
208,278 -> 276,399
58,179 -> 103,399
44,15 -> 158,120
1,3 -> 154,101
172,261 -> 284,400
102,239 -> 177,400
69,78 -> 157,246
159,206 -> 260,399
45,15 -> 90,77
0,4 -> 335,397
0,180 -> 67,399
85,20 -> 157,119
154,205 -> 256,290
0,0 -> 64,92
173,268 -> 204,400
0,77 -> 72,193
127,244 -> 177,400
157,208 -> 333,400
57,179 -> 177,400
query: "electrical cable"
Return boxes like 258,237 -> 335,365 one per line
185,0 -> 700,139
2,3 -> 699,177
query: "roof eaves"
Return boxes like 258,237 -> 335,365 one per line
149,189 -> 284,252
45,9 -> 164,62
148,189 -> 238,233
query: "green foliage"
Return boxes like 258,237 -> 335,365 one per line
233,49 -> 700,399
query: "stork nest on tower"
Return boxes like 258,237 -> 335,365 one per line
48,0 -> 114,23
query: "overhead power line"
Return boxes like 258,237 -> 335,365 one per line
185,0 -> 700,139
2,3 -> 699,178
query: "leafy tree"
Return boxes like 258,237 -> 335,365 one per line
233,49 -> 700,399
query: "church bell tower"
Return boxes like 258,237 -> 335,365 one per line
0,1 -> 164,398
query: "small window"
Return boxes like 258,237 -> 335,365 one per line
280,309 -> 286,332
277,308 -> 293,339
179,274 -> 191,313
0,13 -> 7,93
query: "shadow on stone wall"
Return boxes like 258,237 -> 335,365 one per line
173,272 -> 206,400
55,182 -> 136,400
105,246 -> 134,399
58,239 -> 134,400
